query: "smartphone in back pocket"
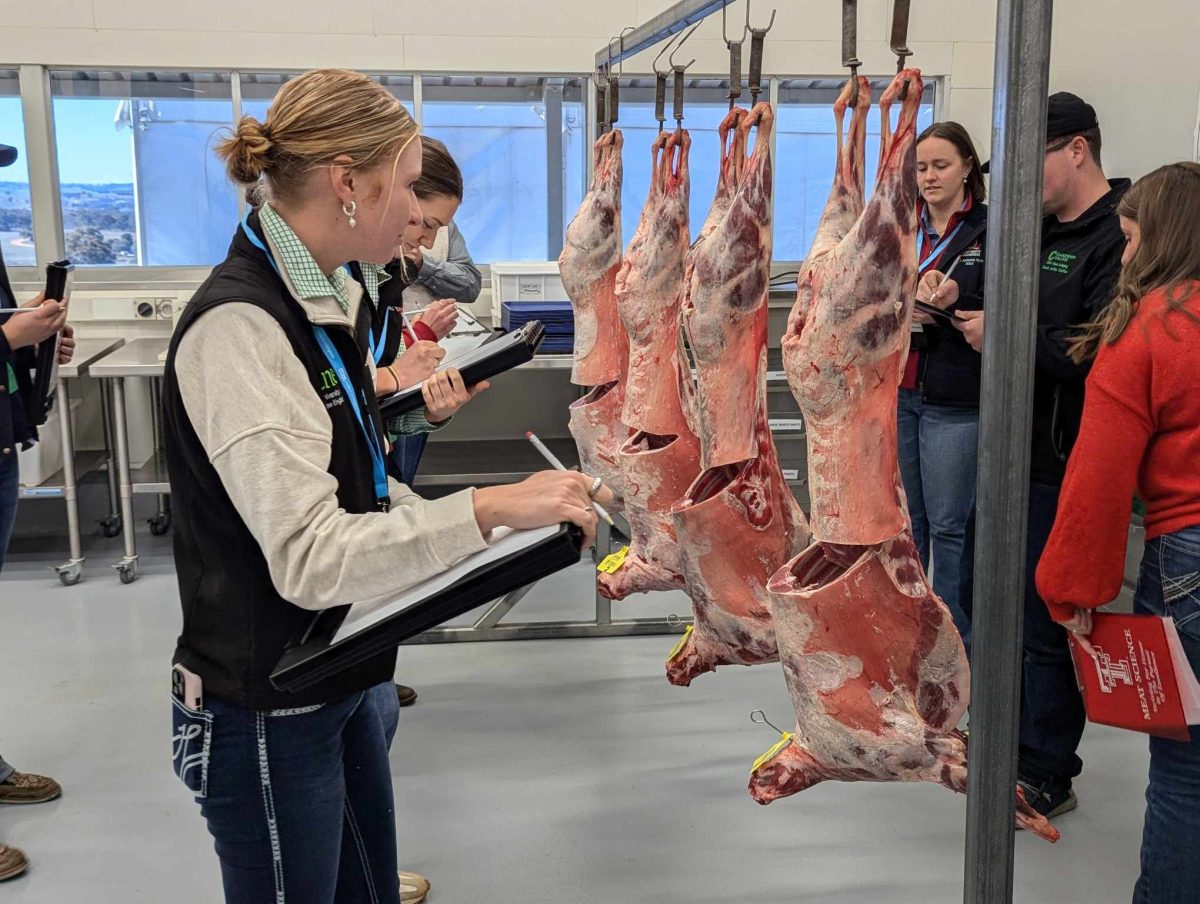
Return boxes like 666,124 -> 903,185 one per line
172,664 -> 204,711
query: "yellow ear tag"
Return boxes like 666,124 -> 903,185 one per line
751,732 -> 794,774
666,623 -> 694,662
597,545 -> 630,574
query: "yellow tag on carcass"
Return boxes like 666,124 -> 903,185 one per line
751,732 -> 794,774
666,623 -> 694,662
596,545 -> 630,574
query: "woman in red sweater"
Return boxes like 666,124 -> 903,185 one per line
1036,161 -> 1200,904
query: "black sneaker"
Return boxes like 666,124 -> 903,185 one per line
395,684 -> 418,707
1016,776 -> 1078,823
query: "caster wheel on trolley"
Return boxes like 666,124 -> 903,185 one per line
56,563 -> 82,586
148,513 -> 172,536
101,515 -> 123,539
115,561 -> 138,585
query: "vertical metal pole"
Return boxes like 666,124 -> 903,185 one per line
18,65 -> 65,268
411,74 -> 423,128
231,70 -> 246,220
544,82 -> 565,260
963,0 -> 1053,901
112,377 -> 138,563
594,518 -> 612,626
56,377 -> 82,565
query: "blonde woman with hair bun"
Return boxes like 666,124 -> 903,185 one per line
162,68 -> 607,904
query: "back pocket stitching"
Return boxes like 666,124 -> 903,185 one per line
171,697 -> 213,799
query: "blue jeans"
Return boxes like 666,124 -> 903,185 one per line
1018,482 -> 1087,785
896,389 -> 978,648
388,433 -> 429,487
172,682 -> 402,904
1131,525 -> 1200,904
0,452 -> 18,573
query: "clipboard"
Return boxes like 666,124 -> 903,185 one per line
378,320 -> 546,419
28,260 -> 73,428
270,522 -> 583,693
913,299 -> 956,325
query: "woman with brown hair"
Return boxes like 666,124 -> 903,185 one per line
1037,162 -> 1200,903
163,68 -> 603,904
897,120 -> 988,651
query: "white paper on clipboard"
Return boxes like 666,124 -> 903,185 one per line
332,524 -> 560,644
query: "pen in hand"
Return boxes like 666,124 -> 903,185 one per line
525,431 -> 615,527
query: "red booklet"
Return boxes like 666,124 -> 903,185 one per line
1068,613 -> 1200,741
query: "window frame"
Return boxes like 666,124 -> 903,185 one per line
4,65 -> 941,288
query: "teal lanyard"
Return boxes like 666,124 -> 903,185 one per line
918,219 -> 966,274
241,214 -> 390,509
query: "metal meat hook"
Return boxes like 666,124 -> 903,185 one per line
890,0 -> 914,98
654,29 -> 689,132
669,23 -> 702,129
723,0 -> 749,110
746,5 -> 776,106
842,0 -> 862,107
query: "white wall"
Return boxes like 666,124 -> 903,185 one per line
0,0 -> 1195,179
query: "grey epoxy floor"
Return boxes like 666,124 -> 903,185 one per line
0,492 -> 1152,903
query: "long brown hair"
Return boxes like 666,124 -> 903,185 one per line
216,68 -> 419,207
917,121 -> 986,204
1069,162 -> 1200,362
415,137 -> 463,202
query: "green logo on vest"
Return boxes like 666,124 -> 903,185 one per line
1043,250 -> 1077,275
319,368 -> 338,391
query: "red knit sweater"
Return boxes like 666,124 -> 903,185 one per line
1036,284 -> 1200,623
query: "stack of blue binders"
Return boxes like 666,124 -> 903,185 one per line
501,301 -> 574,354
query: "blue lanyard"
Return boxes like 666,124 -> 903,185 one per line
241,214 -> 391,508
311,327 -> 391,507
918,219 -> 966,274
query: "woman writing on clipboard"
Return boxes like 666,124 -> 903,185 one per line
163,68 -> 602,904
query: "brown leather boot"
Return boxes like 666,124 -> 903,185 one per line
0,844 -> 28,881
398,870 -> 429,903
0,771 -> 62,805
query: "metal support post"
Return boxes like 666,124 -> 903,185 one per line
53,377 -> 84,585
594,518 -> 613,626
545,82 -> 565,260
99,378 -> 122,536
110,378 -> 139,583
963,0 -> 1054,900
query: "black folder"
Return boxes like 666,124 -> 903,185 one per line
270,522 -> 583,693
28,260 -> 73,427
378,320 -> 546,419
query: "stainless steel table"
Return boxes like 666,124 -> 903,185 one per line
90,337 -> 171,584
18,337 -> 125,584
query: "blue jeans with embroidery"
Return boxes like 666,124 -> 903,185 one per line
172,682 -> 401,904
0,451 -> 19,573
896,389 -> 978,650
1132,525 -> 1200,904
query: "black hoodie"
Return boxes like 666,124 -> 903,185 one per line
0,243 -> 38,458
1030,177 -> 1130,486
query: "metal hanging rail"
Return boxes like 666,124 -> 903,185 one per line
593,0 -> 728,70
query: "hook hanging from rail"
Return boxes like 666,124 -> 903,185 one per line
746,5 -> 775,106
723,0 -> 749,110
842,0 -> 862,108
669,22 -> 702,131
890,0 -> 913,98
653,28 -> 688,133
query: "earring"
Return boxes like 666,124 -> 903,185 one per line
343,200 -> 357,229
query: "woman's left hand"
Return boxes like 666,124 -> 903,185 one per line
57,324 -> 75,365
954,309 -> 985,353
422,368 -> 488,424
415,299 -> 459,340
1058,606 -> 1097,658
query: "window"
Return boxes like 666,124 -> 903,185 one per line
610,78 -> 755,248
238,72 -> 414,122
0,69 -> 34,267
421,76 -> 586,263
775,78 -> 935,261
51,69 -> 237,267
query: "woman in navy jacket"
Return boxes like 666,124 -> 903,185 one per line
897,121 -> 988,652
